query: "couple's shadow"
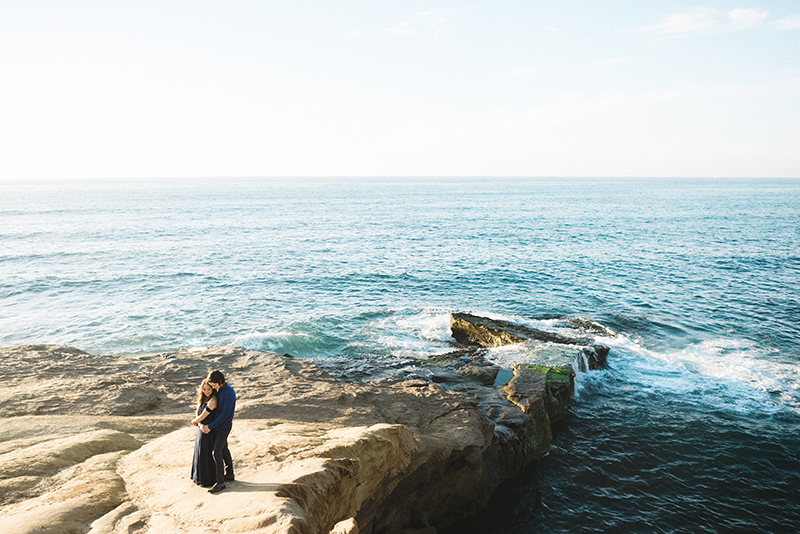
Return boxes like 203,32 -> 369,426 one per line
223,481 -> 282,493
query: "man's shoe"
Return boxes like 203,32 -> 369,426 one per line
208,483 -> 226,494
224,474 -> 235,482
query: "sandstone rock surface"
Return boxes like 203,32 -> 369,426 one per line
1,316 -> 606,533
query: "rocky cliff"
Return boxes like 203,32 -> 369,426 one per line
0,314 -> 608,534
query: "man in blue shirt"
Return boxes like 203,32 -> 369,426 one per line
199,369 -> 236,494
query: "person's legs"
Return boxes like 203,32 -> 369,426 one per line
211,426 -> 232,486
222,443 -> 234,480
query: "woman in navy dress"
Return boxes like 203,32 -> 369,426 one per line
191,380 -> 218,487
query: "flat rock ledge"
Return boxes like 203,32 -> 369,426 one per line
0,316 -> 607,534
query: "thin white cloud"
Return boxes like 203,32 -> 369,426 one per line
773,14 -> 800,30
597,57 -> 632,65
728,8 -> 769,30
645,7 -> 718,34
387,22 -> 415,36
639,7 -> 768,36
386,10 -> 459,38
495,65 -> 541,79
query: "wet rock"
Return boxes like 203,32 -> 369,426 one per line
450,312 -> 609,369
424,348 -> 499,387
499,366 -> 553,458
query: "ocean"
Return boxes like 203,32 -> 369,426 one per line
2,177 -> 799,533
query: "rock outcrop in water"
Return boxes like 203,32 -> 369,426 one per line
450,312 -> 610,369
0,315 -> 607,534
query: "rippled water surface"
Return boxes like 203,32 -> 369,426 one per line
2,177 -> 799,532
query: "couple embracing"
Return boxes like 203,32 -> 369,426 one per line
191,370 -> 236,494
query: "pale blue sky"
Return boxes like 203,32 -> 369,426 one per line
1,1 -> 798,179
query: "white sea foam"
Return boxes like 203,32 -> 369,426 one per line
232,330 -> 310,352
391,309 -> 453,343
369,309 -> 454,358
604,334 -> 800,413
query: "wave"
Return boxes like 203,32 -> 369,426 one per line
232,329 -> 341,357
598,334 -> 800,414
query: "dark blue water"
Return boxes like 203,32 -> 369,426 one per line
450,367 -> 800,534
1,177 -> 798,532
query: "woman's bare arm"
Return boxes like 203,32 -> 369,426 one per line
191,397 -> 218,425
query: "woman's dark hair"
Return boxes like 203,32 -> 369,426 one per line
207,370 -> 226,386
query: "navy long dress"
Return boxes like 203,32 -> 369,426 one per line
191,402 -> 218,487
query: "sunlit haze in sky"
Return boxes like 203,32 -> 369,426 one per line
1,1 -> 799,180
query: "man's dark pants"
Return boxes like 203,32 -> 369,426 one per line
211,426 -> 233,484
